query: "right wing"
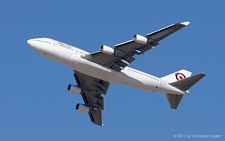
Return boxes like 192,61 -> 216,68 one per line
73,71 -> 110,126
91,22 -> 190,72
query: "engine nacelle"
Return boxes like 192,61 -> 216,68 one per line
100,45 -> 114,55
76,104 -> 90,113
67,84 -> 81,94
133,34 -> 148,44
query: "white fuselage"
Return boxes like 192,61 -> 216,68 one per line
27,38 -> 186,95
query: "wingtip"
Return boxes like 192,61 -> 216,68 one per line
200,73 -> 206,76
181,21 -> 190,26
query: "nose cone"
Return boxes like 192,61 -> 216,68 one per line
27,39 -> 35,48
27,37 -> 53,57
27,39 -> 32,45
27,38 -> 44,55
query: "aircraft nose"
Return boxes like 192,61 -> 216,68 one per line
27,38 -> 47,55
27,39 -> 41,52
27,39 -> 34,48
27,39 -> 31,44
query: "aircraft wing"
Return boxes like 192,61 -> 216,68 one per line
91,22 -> 190,71
73,71 -> 110,126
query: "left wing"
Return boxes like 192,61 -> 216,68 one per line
73,71 -> 110,126
90,22 -> 190,71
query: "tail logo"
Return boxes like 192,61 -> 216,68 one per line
175,72 -> 186,80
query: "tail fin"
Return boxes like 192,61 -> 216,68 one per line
164,72 -> 206,109
161,69 -> 192,83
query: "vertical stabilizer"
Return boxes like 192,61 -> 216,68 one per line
161,69 -> 192,83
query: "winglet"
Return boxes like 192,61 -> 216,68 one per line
181,21 -> 190,26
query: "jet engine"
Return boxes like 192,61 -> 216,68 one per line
133,34 -> 148,44
76,104 -> 90,113
67,84 -> 82,94
100,45 -> 114,55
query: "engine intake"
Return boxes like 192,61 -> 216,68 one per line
67,84 -> 81,94
76,104 -> 90,113
133,34 -> 148,44
100,45 -> 114,55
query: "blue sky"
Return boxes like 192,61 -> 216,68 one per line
1,1 -> 224,140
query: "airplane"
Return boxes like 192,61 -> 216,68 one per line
27,21 -> 205,126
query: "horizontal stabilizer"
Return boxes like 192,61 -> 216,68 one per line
170,73 -> 206,91
166,94 -> 183,109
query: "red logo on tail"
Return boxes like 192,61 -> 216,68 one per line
175,72 -> 186,80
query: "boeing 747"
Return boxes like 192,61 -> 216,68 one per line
27,21 -> 205,126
